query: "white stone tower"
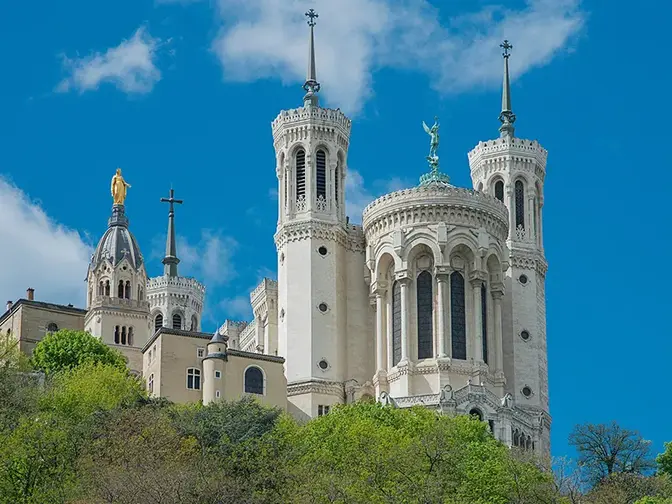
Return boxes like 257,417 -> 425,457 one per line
273,9 -> 370,420
85,196 -> 151,373
147,189 -> 206,335
468,41 -> 550,452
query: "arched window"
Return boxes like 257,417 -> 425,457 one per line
172,313 -> 182,330
190,315 -> 198,331
450,271 -> 466,360
513,429 -> 520,447
104,280 -> 110,296
46,322 -> 58,333
335,161 -> 340,207
186,368 -> 201,390
154,314 -> 163,332
391,280 -> 402,367
316,149 -> 327,201
469,408 -> 483,421
515,180 -> 525,229
481,283 -> 488,364
114,325 -> 120,344
121,326 -> 127,345
416,271 -> 433,359
295,149 -> 306,202
244,366 -> 264,395
98,281 -> 104,295
124,281 -> 131,299
494,180 -> 504,202
128,327 -> 134,346
118,280 -> 124,298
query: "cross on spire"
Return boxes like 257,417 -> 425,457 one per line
306,8 -> 318,27
303,8 -> 321,106
500,40 -> 513,58
160,188 -> 183,277
498,39 -> 516,138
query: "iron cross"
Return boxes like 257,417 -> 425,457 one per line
305,8 -> 318,27
161,188 -> 183,214
501,40 -> 513,58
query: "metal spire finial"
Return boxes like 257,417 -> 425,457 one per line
303,9 -> 321,107
498,40 -> 516,138
160,188 -> 183,277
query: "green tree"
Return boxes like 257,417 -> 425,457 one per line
658,443 -> 672,477
274,402 -> 556,504
0,332 -> 40,433
31,329 -> 126,374
585,473 -> 672,504
569,422 -> 655,484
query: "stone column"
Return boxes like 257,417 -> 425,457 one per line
436,273 -> 448,358
399,277 -> 410,364
527,191 -> 535,242
374,283 -> 388,372
386,293 -> 393,370
538,199 -> 544,250
471,279 -> 484,362
492,288 -> 504,373
262,316 -> 270,355
507,187 -> 515,241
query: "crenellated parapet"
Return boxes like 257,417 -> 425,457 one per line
272,106 -> 351,153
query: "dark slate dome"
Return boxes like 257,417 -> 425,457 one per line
90,205 -> 144,271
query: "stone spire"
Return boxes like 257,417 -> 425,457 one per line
303,8 -> 321,107
498,40 -> 516,138
160,188 -> 183,277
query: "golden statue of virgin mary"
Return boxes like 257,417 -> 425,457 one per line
110,168 -> 131,205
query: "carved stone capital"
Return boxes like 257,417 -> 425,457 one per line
469,270 -> 488,285
394,270 -> 411,283
491,283 -> 505,299
434,266 -> 451,279
370,280 -> 388,297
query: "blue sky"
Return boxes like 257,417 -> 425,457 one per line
0,0 -> 670,460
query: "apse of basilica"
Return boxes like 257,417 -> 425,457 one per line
0,11 -> 551,457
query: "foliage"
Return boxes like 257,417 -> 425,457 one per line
569,421 -> 655,484
41,361 -> 145,423
584,473 -> 672,504
0,333 -> 40,433
658,443 -> 672,477
635,498 -> 672,504
31,329 -> 126,374
274,402 -> 556,504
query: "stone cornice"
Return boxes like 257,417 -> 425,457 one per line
362,186 -> 508,244
509,252 -> 548,277
274,220 -> 366,253
287,379 -> 344,399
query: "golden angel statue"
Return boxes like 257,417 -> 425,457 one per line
111,168 -> 131,205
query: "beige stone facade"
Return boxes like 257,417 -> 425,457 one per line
143,328 -> 286,410
0,292 -> 86,355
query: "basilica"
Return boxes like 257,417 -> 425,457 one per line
0,12 -> 551,456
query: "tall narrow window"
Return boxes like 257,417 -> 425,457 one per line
137,285 -> 141,300
98,281 -> 104,295
244,367 -> 264,395
450,271 -> 466,360
186,368 -> 201,390
128,327 -> 134,346
392,281 -> 402,366
495,180 -> 504,202
316,149 -> 326,201
416,271 -> 433,359
172,313 -> 182,330
104,281 -> 110,296
295,149 -> 306,201
117,280 -> 124,298
481,283 -> 488,364
148,374 -> 154,394
114,325 -> 120,344
335,162 -> 340,207
154,314 -> 163,332
191,315 -> 198,331
121,326 -> 127,345
125,281 -> 131,299
515,180 -> 525,229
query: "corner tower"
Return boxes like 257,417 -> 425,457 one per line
468,41 -> 551,453
85,169 -> 150,373
273,10 -> 370,421
147,188 -> 205,336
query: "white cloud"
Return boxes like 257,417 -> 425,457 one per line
218,295 -> 252,320
0,177 -> 92,308
57,27 -> 162,95
212,0 -> 584,114
175,231 -> 238,286
345,170 -> 413,223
